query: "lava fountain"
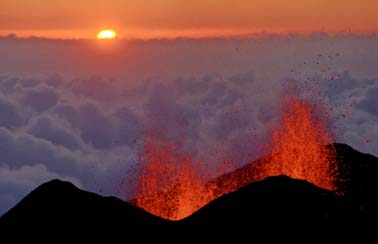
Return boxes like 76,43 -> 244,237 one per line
133,130 -> 215,220
264,96 -> 338,191
129,95 -> 339,220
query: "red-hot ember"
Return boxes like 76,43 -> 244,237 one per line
130,96 -> 339,220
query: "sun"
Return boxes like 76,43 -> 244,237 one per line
96,29 -> 117,40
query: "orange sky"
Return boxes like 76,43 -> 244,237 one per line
1,0 -> 377,39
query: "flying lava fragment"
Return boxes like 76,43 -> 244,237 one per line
125,94 -> 340,220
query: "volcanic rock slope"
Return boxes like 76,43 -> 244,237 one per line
0,143 -> 376,236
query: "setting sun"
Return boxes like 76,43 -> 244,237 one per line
96,29 -> 117,40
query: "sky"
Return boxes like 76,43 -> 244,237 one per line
1,0 -> 378,38
0,1 -> 377,216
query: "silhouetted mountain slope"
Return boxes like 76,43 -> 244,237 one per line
207,143 -> 378,220
331,143 -> 378,219
182,175 -> 348,228
0,179 -> 170,234
0,143 -> 376,237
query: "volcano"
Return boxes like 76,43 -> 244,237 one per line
0,143 -> 376,238
130,96 -> 341,220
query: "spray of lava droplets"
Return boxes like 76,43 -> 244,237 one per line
132,130 -> 215,220
265,96 -> 338,191
127,94 -> 339,220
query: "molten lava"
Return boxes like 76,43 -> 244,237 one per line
265,96 -> 338,191
134,131 -> 215,220
130,96 -> 339,220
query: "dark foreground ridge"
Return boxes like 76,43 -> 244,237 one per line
0,143 -> 376,237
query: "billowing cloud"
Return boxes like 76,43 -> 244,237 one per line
0,94 -> 24,129
0,127 -> 84,176
0,33 -> 377,216
356,86 -> 378,116
20,85 -> 60,113
26,115 -> 82,150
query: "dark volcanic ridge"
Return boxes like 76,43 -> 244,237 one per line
0,143 -> 377,235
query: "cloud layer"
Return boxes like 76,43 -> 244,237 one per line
0,33 -> 377,215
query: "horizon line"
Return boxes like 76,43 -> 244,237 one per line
1,29 -> 378,42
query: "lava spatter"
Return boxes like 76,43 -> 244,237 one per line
129,95 -> 339,220
265,96 -> 338,191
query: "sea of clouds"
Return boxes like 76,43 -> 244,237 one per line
0,33 -> 377,215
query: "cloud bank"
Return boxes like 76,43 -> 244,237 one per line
0,33 -> 377,215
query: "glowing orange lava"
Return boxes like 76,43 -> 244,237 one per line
134,131 -> 215,220
131,96 -> 339,220
265,96 -> 338,191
